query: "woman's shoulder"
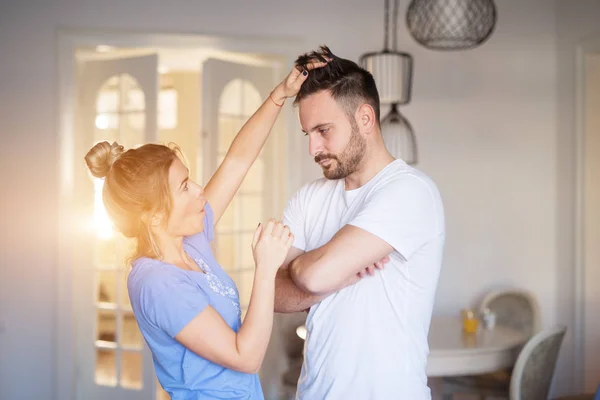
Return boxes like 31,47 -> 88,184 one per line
128,258 -> 190,298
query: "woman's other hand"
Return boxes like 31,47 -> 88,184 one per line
252,219 -> 294,274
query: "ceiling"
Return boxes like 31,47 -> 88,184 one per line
76,45 -> 284,73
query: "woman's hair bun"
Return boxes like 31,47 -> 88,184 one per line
85,141 -> 125,178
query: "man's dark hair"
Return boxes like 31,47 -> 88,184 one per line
294,45 -> 381,123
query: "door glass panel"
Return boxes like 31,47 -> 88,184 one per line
121,311 -> 143,349
217,233 -> 235,273
214,79 -> 265,313
241,160 -> 264,194
97,270 -> 118,304
121,351 -> 143,389
92,73 -> 147,390
94,238 -> 117,268
95,349 -> 117,386
96,310 -> 117,343
240,195 -> 262,230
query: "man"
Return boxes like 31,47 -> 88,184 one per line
274,46 -> 445,399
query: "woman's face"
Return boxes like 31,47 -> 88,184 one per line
163,158 -> 207,237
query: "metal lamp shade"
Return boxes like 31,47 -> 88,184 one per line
406,0 -> 497,50
360,51 -> 413,105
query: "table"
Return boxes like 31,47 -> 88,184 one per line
427,316 -> 527,377
295,316 -> 526,378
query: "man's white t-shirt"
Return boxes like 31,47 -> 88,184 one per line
283,159 -> 445,400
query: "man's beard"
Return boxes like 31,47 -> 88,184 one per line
314,121 -> 366,180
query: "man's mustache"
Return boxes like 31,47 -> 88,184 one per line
314,154 -> 338,164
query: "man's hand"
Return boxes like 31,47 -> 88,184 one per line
302,255 -> 390,314
341,255 -> 391,287
357,255 -> 390,278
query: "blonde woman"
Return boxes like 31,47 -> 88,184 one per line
84,61 -> 325,399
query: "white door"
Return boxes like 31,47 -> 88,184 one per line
202,57 -> 280,315
583,53 -> 600,392
201,58 -> 287,397
74,54 -> 159,400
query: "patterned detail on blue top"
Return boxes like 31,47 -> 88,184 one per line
196,258 -> 241,319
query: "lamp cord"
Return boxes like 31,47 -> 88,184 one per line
392,0 -> 399,51
384,0 -> 390,51
384,0 -> 400,51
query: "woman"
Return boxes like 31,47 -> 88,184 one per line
84,61 -> 325,399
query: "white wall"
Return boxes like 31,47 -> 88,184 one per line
555,0 -> 600,394
1,0 -> 595,398
583,53 -> 600,392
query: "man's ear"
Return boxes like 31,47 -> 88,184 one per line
356,103 -> 377,134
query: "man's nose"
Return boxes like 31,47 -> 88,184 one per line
309,135 -> 323,157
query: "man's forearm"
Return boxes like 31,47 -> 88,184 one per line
274,266 -> 327,313
289,248 -> 349,295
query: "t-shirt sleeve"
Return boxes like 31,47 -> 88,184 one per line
142,274 -> 210,338
283,187 -> 307,251
348,175 -> 441,261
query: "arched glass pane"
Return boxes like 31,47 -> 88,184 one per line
219,79 -> 263,117
96,90 -> 119,113
217,79 -> 262,154
242,81 -> 262,115
122,75 -> 145,112
219,79 -> 243,115
92,74 -> 147,241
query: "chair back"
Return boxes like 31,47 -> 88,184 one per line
510,325 -> 567,400
480,289 -> 541,337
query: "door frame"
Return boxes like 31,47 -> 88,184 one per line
574,36 -> 600,392
56,29 -> 306,400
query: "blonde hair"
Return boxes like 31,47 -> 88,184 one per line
84,141 -> 182,263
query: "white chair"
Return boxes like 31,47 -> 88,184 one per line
510,325 -> 567,399
443,325 -> 567,400
443,289 -> 542,398
480,289 -> 541,337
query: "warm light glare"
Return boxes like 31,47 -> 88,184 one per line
158,65 -> 170,74
96,45 -> 115,53
94,179 -> 114,239
296,325 -> 307,341
95,115 -> 109,130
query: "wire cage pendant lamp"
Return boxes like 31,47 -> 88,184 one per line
406,0 -> 497,51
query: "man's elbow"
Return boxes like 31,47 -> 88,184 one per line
292,269 -> 330,295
